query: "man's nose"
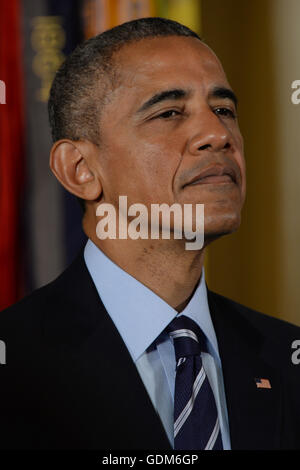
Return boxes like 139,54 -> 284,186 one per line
187,111 -> 233,156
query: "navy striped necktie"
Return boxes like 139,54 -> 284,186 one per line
167,315 -> 223,450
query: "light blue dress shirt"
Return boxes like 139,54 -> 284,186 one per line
84,239 -> 231,449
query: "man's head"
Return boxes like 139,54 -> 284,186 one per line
49,17 -> 246,246
48,17 -> 200,145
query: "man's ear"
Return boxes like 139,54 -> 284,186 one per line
50,140 -> 102,201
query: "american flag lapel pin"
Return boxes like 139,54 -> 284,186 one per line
255,378 -> 271,389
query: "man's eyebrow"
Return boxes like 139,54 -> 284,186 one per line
210,86 -> 238,108
136,88 -> 190,114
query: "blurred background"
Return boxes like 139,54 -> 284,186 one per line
1,0 -> 300,326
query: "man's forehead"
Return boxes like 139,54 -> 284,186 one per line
108,36 -> 230,109
114,36 -> 226,80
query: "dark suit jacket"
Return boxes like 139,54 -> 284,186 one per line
0,252 -> 300,450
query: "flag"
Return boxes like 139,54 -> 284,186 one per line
82,0 -> 156,38
0,0 -> 25,309
156,0 -> 201,34
255,378 -> 271,389
22,0 -> 86,294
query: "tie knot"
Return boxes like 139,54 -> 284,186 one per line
166,315 -> 207,361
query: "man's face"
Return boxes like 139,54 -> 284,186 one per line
95,36 -> 246,241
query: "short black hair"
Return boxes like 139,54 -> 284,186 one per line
48,17 -> 201,211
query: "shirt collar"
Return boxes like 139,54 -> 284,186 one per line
84,239 -> 220,362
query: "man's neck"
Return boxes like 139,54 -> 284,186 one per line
87,232 -> 205,311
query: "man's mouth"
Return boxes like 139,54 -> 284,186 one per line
184,165 -> 237,187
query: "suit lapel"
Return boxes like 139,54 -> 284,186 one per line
207,290 -> 283,450
43,253 -> 171,449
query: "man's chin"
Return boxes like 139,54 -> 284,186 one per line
203,216 -> 241,246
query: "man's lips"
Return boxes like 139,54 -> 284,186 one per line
184,165 -> 237,187
190,174 -> 233,185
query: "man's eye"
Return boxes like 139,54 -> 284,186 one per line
214,107 -> 237,119
157,110 -> 180,119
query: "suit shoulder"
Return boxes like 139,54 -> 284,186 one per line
209,289 -> 300,339
208,290 -> 300,380
0,251 -> 101,349
0,275 -> 61,338
0,253 -> 84,334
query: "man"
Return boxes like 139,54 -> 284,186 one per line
0,17 -> 300,450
